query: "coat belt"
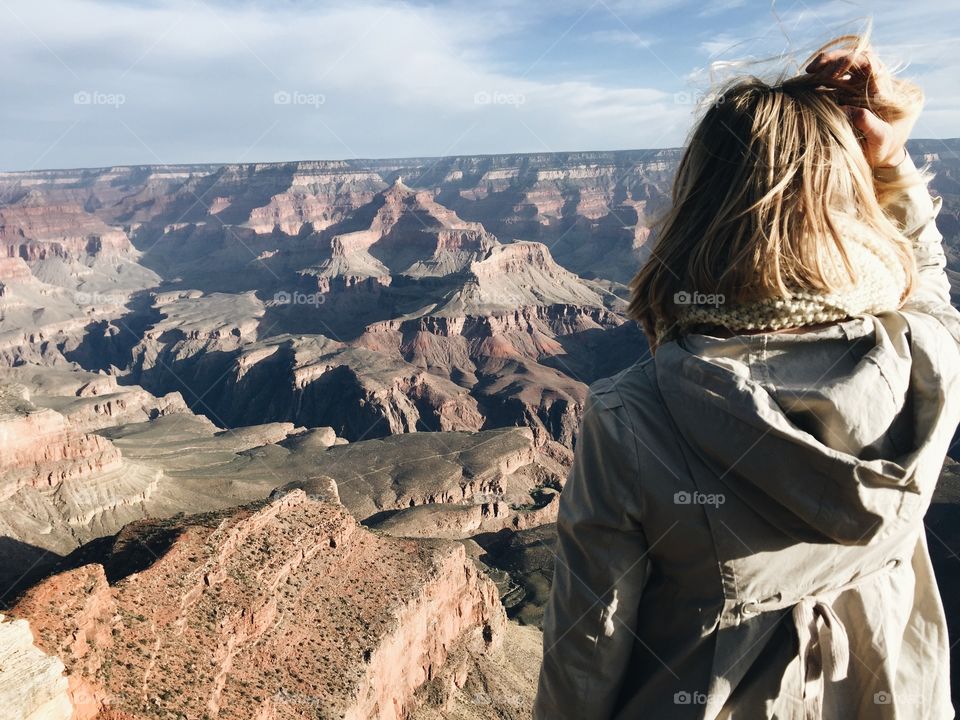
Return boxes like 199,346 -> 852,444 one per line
743,557 -> 902,719
793,596 -> 849,720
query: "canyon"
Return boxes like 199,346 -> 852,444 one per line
0,140 -> 958,718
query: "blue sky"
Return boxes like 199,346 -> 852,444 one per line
2,0 -> 957,170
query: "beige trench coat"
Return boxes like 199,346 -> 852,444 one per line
535,152 -> 960,720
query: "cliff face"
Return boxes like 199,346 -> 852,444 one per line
0,364 -> 345,596
243,169 -> 388,235
108,200 -> 624,444
0,256 -> 33,281
128,328 -> 487,440
0,368 -> 193,500
0,614 -> 73,720
0,386 -> 124,501
0,191 -> 159,366
12,490 -> 506,720
0,204 -> 133,262
307,179 -> 499,284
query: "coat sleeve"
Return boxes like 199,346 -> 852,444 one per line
876,151 -> 960,338
534,384 -> 650,720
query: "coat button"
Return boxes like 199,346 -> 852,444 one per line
740,600 -> 759,617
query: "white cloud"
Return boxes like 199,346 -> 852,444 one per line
0,0 -> 695,168
588,29 -> 655,49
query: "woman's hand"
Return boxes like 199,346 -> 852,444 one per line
805,49 -> 917,168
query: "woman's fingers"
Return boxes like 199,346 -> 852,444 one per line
806,49 -> 879,95
806,50 -> 875,90
806,49 -> 911,168
806,48 -> 872,75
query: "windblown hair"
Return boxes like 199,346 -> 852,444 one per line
629,31 -> 926,349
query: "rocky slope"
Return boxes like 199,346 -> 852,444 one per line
0,361 -> 567,600
0,364 -> 344,596
409,622 -> 543,720
12,490 -> 507,720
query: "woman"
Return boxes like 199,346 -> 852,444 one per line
535,33 -> 960,720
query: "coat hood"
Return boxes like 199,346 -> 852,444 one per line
653,311 -> 957,545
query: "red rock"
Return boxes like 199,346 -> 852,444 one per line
0,204 -> 132,261
12,491 -> 506,720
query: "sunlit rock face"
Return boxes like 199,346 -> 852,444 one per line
0,614 -> 72,720
12,491 -> 506,720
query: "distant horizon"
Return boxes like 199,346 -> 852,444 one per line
2,144 -> 683,174
2,137 -> 959,175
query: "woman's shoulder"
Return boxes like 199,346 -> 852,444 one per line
586,359 -> 671,430
583,359 -> 689,483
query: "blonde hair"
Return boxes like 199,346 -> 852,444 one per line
629,31 -> 925,349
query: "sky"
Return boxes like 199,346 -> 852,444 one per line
1,0 -> 958,171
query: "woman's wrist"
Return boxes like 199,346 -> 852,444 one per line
873,147 -> 918,184
876,146 -> 907,169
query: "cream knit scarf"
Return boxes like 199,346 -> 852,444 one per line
661,216 -> 908,344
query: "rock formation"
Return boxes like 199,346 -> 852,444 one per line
63,170 -> 638,445
0,614 -> 72,720
0,202 -> 132,261
12,490 -> 506,720
279,427 -> 570,534
0,364 -> 345,594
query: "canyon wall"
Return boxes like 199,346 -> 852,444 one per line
12,491 -> 507,720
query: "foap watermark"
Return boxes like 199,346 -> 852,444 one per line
473,491 -> 505,504
673,90 -> 725,108
74,90 -> 126,108
674,490 -> 725,507
673,290 -> 725,308
474,90 -> 526,107
70,687 -> 111,711
74,291 -> 127,306
874,691 -> 925,706
274,290 -> 326,307
674,690 -> 715,705
273,90 -> 326,108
